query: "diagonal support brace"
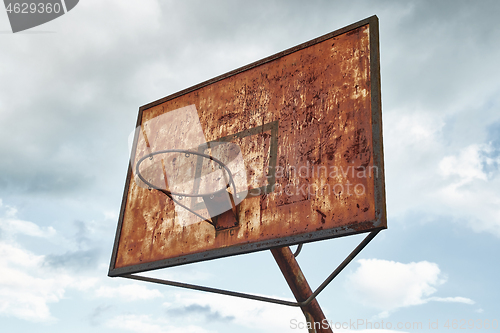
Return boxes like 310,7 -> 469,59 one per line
120,230 -> 381,307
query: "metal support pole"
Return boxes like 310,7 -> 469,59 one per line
271,246 -> 333,333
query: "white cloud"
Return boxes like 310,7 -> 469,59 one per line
107,288 -> 424,333
105,314 -> 211,333
439,143 -> 493,183
385,111 -> 445,151
345,259 -> 474,317
0,242 -> 72,322
346,259 -> 443,310
428,296 -> 475,305
58,0 -> 163,56
437,143 -> 500,236
0,217 -> 56,238
383,110 -> 447,216
163,291 -> 304,333
95,284 -> 163,301
384,111 -> 500,238
0,200 -> 56,238
103,210 -> 118,221
138,265 -> 215,283
0,202 -> 96,322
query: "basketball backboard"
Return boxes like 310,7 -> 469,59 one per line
109,15 -> 385,277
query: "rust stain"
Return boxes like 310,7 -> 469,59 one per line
114,24 -> 383,269
271,246 -> 332,332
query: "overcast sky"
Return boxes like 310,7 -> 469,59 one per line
1,1 -> 499,332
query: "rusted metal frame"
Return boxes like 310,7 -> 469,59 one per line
118,230 -> 380,307
122,273 -> 298,307
108,107 -> 144,275
369,14 -> 387,226
300,229 -> 380,305
293,243 -> 303,257
271,246 -> 332,333
108,16 -> 382,277
110,225 -> 383,276
108,15 -> 384,277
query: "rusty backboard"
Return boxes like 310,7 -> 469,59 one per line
109,15 -> 385,276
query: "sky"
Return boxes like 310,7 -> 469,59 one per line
0,0 -> 499,332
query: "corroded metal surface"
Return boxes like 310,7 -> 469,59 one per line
110,16 -> 385,275
271,246 -> 333,333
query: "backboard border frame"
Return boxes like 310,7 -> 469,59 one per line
109,15 -> 385,277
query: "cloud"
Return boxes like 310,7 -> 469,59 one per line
166,304 -> 234,323
44,248 -> 101,271
0,202 -> 98,322
87,305 -> 113,326
73,219 -> 93,248
105,314 -> 211,333
439,143 -> 496,183
382,110 -> 447,216
0,1 -> 499,332
345,259 -> 474,317
381,0 -> 500,114
95,284 -> 163,301
0,216 -> 56,238
0,201 -> 56,239
437,142 -> 500,236
376,0 -> 500,239
428,296 -> 475,305
163,292 -> 304,333
347,259 -> 443,310
0,2 -> 166,198
0,242 -> 72,322
0,203 -> 103,272
383,109 -> 500,237
138,265 -> 215,284
105,289 -> 303,333
103,210 -> 118,221
385,111 -> 445,152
